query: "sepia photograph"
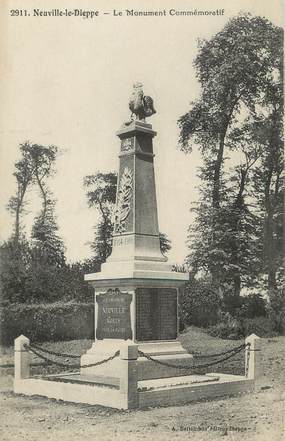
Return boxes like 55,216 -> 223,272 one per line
0,0 -> 284,440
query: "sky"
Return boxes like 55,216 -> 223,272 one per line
0,0 -> 283,265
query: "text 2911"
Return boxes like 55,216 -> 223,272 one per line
10,10 -> 29,16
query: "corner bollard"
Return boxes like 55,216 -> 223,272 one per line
245,334 -> 262,388
120,343 -> 138,409
14,335 -> 30,380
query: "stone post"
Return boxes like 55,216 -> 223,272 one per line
245,334 -> 262,386
119,342 -> 138,409
14,335 -> 30,380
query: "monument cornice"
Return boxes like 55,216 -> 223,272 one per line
116,121 -> 157,138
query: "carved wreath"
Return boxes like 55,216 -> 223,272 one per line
114,167 -> 133,233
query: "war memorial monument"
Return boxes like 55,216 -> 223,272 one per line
81,82 -> 190,376
14,84 -> 261,409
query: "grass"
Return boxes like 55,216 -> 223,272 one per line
0,326 -> 246,376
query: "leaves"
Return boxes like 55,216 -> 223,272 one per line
178,14 -> 283,297
84,172 -> 117,262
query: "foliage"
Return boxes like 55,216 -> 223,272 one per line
0,238 -> 32,304
84,172 -> 117,262
0,302 -> 94,346
239,294 -> 267,319
207,315 -> 278,340
84,171 -> 172,262
207,314 -> 243,340
179,279 -> 221,328
267,288 -> 285,334
31,198 -> 66,267
251,93 -> 284,291
223,293 -> 267,319
178,14 -> 283,301
1,141 -> 100,304
186,195 -> 262,293
0,239 -> 96,304
242,316 -> 278,338
7,142 -> 58,245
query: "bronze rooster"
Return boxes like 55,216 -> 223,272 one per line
129,82 -> 156,121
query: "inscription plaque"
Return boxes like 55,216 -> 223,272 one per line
96,289 -> 132,340
136,288 -> 177,341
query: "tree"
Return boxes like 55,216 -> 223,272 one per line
84,172 -> 171,262
7,142 -> 58,246
2,141 -> 68,303
252,86 -> 284,292
178,14 -> 283,295
0,238 -> 31,304
31,196 -> 65,267
179,15 -> 280,206
84,172 -> 117,263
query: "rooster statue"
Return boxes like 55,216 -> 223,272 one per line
129,82 -> 156,121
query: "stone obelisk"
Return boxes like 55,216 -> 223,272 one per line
81,83 -> 190,379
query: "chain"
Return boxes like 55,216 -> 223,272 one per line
191,343 -> 246,359
0,362 -> 48,369
24,344 -> 120,369
138,343 -> 248,371
29,343 -> 80,358
21,341 -> 251,372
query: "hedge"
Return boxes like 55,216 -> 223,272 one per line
0,302 -> 94,346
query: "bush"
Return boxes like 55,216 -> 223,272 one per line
241,316 -> 278,338
207,313 -> 243,340
223,292 -> 267,319
267,288 -> 285,334
0,241 -> 97,304
208,315 -> 278,340
0,302 -> 94,346
179,279 -> 221,328
239,294 -> 267,319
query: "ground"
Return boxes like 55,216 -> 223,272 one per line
0,327 -> 284,441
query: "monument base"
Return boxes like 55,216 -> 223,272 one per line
82,270 -> 190,380
81,339 -> 193,380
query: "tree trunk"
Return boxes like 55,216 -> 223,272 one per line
264,156 -> 280,292
231,168 -> 248,297
14,183 -> 28,246
211,127 -> 227,285
212,131 -> 226,210
35,173 -> 48,222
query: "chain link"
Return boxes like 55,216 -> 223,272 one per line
191,343 -> 246,359
29,343 -> 80,358
138,343 -> 248,371
24,344 -> 120,369
21,341 -> 251,373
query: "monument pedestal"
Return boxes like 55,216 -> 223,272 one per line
82,119 -> 190,380
81,277 -> 191,380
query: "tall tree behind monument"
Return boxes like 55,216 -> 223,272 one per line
178,14 -> 283,297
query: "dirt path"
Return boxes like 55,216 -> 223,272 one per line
1,336 -> 284,441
